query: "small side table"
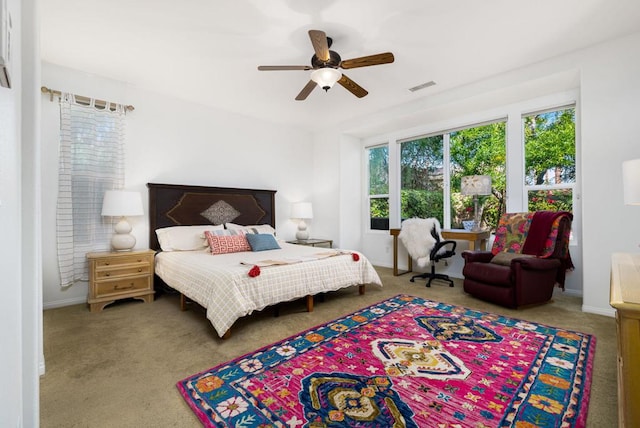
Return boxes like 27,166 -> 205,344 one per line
286,238 -> 333,248
86,249 -> 155,312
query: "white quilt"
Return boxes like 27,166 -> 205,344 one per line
154,243 -> 382,337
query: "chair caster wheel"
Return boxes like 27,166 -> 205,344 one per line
410,278 -> 415,283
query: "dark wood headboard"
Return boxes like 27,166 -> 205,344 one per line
147,183 -> 277,251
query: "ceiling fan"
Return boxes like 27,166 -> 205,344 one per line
258,29 -> 394,101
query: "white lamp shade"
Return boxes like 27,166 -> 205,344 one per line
310,68 -> 342,90
291,202 -> 313,219
461,175 -> 492,196
101,190 -> 144,217
623,158 -> 640,205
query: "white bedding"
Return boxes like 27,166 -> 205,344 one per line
154,242 -> 382,337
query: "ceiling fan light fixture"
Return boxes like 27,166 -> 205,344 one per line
311,68 -> 342,91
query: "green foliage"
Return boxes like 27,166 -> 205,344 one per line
401,190 -> 443,223
401,136 -> 444,192
368,146 -> 389,195
370,198 -> 389,218
450,122 -> 506,230
524,109 -> 575,185
528,189 -> 573,212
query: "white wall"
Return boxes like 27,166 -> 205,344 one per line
41,62 -> 314,308
1,0 -> 40,425
326,31 -> 640,316
310,130 -> 363,251
0,0 -> 23,424
579,33 -> 640,315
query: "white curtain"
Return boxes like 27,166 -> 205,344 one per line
56,94 -> 126,287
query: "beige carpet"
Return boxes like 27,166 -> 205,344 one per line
40,267 -> 617,427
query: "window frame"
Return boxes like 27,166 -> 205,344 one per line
365,143 -> 390,232
363,90 -> 580,240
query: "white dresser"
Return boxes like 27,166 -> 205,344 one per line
610,253 -> 640,428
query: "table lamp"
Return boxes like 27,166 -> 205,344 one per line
291,202 -> 313,240
101,190 -> 144,251
461,175 -> 492,231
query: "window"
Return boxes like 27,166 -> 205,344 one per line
450,121 -> 506,230
367,145 -> 389,230
57,96 -> 126,287
364,97 -> 577,236
395,121 -> 506,231
400,135 -> 445,224
523,107 -> 576,213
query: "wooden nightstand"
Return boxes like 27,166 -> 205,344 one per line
286,238 -> 333,248
86,249 -> 155,312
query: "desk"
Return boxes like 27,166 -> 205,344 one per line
389,228 -> 491,276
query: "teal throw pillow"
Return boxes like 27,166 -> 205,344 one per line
246,233 -> 281,252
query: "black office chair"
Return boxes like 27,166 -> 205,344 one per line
399,218 -> 457,287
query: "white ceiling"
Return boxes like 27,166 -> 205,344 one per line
40,0 -> 640,132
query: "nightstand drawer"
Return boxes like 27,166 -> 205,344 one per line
94,254 -> 153,268
95,276 -> 151,297
95,263 -> 152,279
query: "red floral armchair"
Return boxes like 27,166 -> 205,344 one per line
461,211 -> 573,308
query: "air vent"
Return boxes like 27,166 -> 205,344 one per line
408,81 -> 436,92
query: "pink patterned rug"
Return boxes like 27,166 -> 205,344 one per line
177,295 -> 595,427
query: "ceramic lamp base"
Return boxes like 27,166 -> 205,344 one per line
111,217 -> 135,251
296,219 -> 309,240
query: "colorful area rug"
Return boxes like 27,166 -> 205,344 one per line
177,295 -> 595,427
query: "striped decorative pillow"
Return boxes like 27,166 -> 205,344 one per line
204,231 -> 251,254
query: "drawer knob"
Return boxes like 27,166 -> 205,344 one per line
105,273 -> 110,277
114,284 -> 134,290
105,262 -> 110,266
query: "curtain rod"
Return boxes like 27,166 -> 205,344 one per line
40,86 -> 135,112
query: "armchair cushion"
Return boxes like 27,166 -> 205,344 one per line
490,252 -> 534,266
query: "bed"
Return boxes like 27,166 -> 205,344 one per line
147,183 -> 382,338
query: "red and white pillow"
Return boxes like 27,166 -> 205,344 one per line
204,230 -> 251,255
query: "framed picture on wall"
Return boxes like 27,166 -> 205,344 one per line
0,0 -> 11,88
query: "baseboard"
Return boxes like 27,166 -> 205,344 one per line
582,304 -> 615,318
43,296 -> 86,310
555,288 -> 582,297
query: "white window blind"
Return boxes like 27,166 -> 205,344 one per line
56,94 -> 126,287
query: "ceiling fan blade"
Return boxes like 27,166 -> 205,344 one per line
340,52 -> 395,69
295,80 -> 317,101
338,74 -> 368,98
308,30 -> 330,62
258,65 -> 312,71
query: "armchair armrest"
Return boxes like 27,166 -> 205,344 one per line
431,239 -> 457,260
461,250 -> 494,263
513,257 -> 561,271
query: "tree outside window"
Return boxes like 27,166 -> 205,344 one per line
400,135 -> 444,224
524,107 -> 575,214
450,121 -> 506,230
368,145 -> 389,230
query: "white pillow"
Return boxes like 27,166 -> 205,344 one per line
156,225 -> 224,251
225,223 -> 276,236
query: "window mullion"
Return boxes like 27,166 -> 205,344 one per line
443,133 -> 451,229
